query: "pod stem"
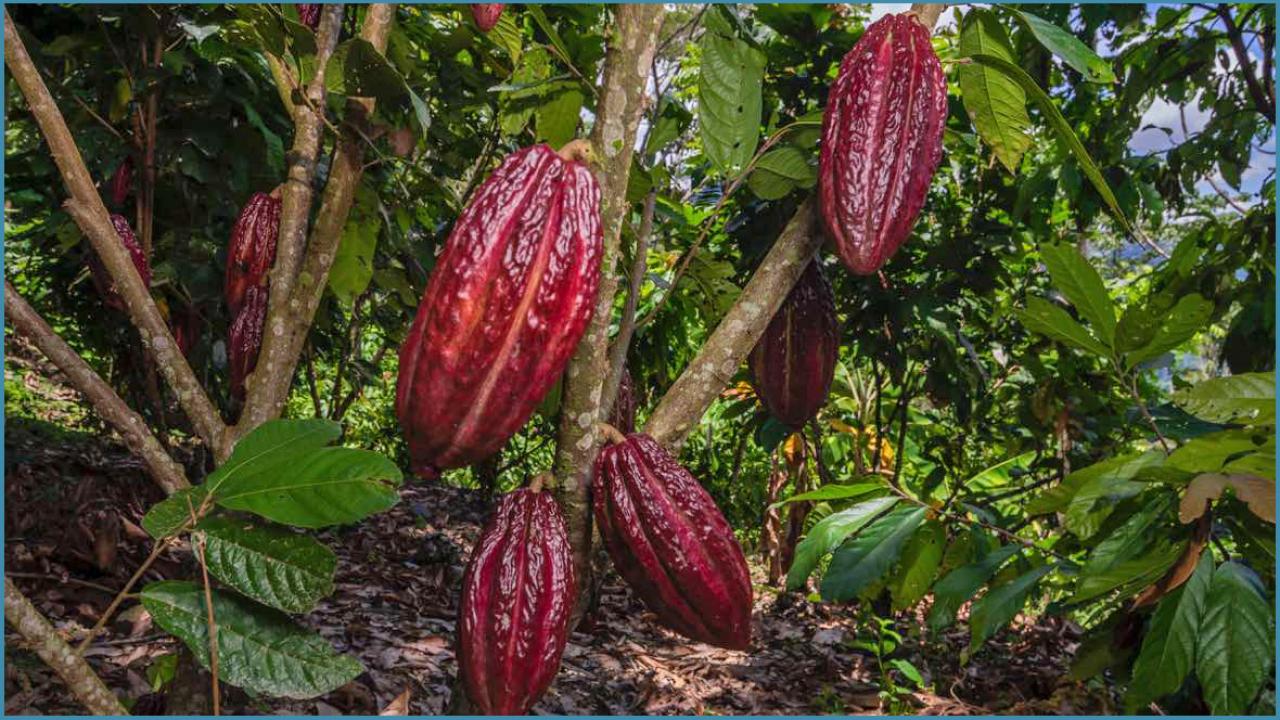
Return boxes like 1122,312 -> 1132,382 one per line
269,183 -> 285,200
529,473 -> 549,493
557,139 -> 593,165
597,422 -> 627,446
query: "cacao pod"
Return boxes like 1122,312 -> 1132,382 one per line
225,191 -> 281,316
748,261 -> 839,429
169,303 -> 202,359
458,482 -> 574,715
396,143 -> 602,479
819,12 -> 946,275
609,366 -> 637,434
88,214 -> 151,311
470,3 -> 504,32
295,4 -> 321,29
108,157 -> 133,207
229,285 -> 267,400
593,432 -> 753,649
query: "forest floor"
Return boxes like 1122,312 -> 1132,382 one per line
3,351 -> 1113,716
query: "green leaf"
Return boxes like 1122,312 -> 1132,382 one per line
820,506 -> 927,602
748,145 -> 815,200
1039,243 -> 1116,347
1072,541 -> 1182,603
966,53 -> 1135,239
198,517 -> 336,613
889,520 -> 946,610
1167,429 -> 1274,475
1124,294 -> 1214,367
215,447 -> 402,528
141,581 -> 362,699
698,13 -> 765,174
1064,470 -> 1147,539
1081,494 -> 1172,577
965,451 -> 1037,495
205,419 -> 342,496
1126,552 -> 1213,712
327,186 -> 381,305
928,544 -> 1020,631
786,496 -> 897,591
958,9 -> 1032,173
1003,7 -> 1116,83
967,564 -> 1054,655
1173,372 -> 1275,426
1016,296 -> 1110,357
535,88 -> 584,149
769,481 -> 884,510
1196,562 -> 1274,715
1027,450 -> 1163,515
328,38 -> 410,110
142,486 -> 210,539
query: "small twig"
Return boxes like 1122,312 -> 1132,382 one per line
193,534 -> 221,716
601,190 -> 657,417
1127,373 -> 1172,453
4,573 -> 122,596
75,538 -> 172,655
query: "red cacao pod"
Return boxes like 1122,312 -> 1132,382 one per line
108,157 -> 133,207
396,143 -> 602,479
748,261 -> 839,429
295,4 -> 321,29
225,191 -> 281,316
470,3 -> 504,32
169,303 -> 202,359
593,432 -> 753,649
229,285 -> 267,400
88,214 -> 151,311
819,12 -> 946,275
458,482 -> 575,715
609,367 -> 637,434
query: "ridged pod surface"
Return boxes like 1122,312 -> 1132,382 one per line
470,3 -> 504,31
748,262 -> 839,429
88,214 -> 151,311
458,485 -> 575,715
819,12 -> 946,275
593,433 -> 753,649
296,4 -> 321,30
609,367 -> 637,434
225,191 -> 281,316
108,157 -> 133,207
396,143 -> 602,479
229,285 -> 267,400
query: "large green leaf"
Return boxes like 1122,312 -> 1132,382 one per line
1072,541 -> 1182,604
199,517 -> 336,613
889,520 -> 946,610
748,145 -> 816,200
965,451 -> 1037,495
1081,494 -> 1172,577
819,506 -> 926,602
958,9 -> 1031,173
698,8 -> 765,174
1016,296 -> 1110,357
1195,562 -> 1273,715
1173,372 -> 1275,427
786,496 -> 897,590
769,481 -> 884,510
1003,7 -> 1116,83
535,87 -> 584,149
1126,552 -> 1213,712
928,544 -> 1021,631
1124,294 -> 1214,367
1039,243 -> 1116,347
327,186 -> 381,305
205,419 -> 342,496
141,581 -> 361,699
967,564 -> 1054,655
142,486 -> 211,539
1027,450 -> 1163,515
1167,429 -> 1274,475
215,447 -> 401,528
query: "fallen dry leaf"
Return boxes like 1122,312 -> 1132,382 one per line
380,687 -> 411,715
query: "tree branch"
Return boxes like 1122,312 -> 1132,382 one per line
5,577 -> 129,716
4,10 -> 225,451
1216,3 -> 1275,122
601,189 -> 656,418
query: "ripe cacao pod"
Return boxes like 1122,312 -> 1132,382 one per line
225,191 -> 281,316
88,214 -> 151,311
396,143 -> 602,479
609,367 -> 637,434
593,432 -> 753,649
229,285 -> 267,400
108,157 -> 133,207
748,261 -> 839,429
295,4 -> 321,29
458,483 -> 574,715
470,3 -> 503,32
169,303 -> 202,359
819,12 -> 946,275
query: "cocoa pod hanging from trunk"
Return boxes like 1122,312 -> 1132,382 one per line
458,481 -> 575,715
295,4 -> 321,30
108,157 -> 133,207
229,285 -> 268,400
609,366 -> 637,434
88,214 -> 151,311
593,432 -> 753,649
396,143 -> 602,479
470,3 -> 504,32
225,191 -> 281,317
748,261 -> 839,429
819,12 -> 946,275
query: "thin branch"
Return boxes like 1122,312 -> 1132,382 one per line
601,189 -> 657,418
1215,3 -> 1275,122
193,535 -> 221,716
75,538 -> 172,655
5,576 -> 129,716
4,282 -> 189,495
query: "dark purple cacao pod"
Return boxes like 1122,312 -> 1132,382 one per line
295,4 -> 321,30
225,191 -> 281,317
88,214 -> 151,311
229,285 -> 268,400
470,3 -> 504,32
458,484 -> 575,715
609,367 -> 637,434
169,303 -> 202,359
748,262 -> 839,429
593,433 -> 753,649
819,12 -> 946,275
108,157 -> 133,207
396,143 -> 602,479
